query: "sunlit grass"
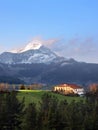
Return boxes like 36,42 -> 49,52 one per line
19,90 -> 44,92
17,90 -> 84,107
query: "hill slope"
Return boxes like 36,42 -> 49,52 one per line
0,62 -> 98,85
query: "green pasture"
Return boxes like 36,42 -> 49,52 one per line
17,90 -> 84,107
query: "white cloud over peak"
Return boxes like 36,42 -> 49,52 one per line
50,36 -> 98,63
26,36 -> 60,47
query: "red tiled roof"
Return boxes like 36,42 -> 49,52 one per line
56,83 -> 82,89
68,84 -> 82,89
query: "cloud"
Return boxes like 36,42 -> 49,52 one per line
30,36 -> 61,47
51,36 -> 98,63
43,38 -> 60,46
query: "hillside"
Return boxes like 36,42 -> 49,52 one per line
0,62 -> 98,85
17,90 -> 83,107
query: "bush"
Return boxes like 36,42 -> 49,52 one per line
20,84 -> 25,90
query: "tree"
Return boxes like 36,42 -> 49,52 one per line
38,93 -> 60,130
0,92 -> 24,130
20,84 -> 25,90
23,103 -> 37,130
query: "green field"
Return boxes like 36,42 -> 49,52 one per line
17,90 -> 84,107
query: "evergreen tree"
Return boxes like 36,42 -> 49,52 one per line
23,103 -> 37,130
38,93 -> 59,130
0,92 -> 24,130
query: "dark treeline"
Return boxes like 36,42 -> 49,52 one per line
0,91 -> 98,130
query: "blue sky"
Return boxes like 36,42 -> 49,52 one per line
0,0 -> 98,63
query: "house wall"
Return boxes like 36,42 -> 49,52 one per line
54,86 -> 74,94
54,86 -> 84,95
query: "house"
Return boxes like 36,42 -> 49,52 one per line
53,83 -> 84,95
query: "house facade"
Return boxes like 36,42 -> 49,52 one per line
54,83 -> 84,95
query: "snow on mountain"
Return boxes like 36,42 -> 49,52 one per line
21,40 -> 42,52
0,39 -> 65,64
10,40 -> 42,53
0,39 -> 77,65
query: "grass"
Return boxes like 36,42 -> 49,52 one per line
17,90 -> 84,107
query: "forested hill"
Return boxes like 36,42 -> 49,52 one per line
0,62 -> 98,85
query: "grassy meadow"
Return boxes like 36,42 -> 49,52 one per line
17,90 -> 84,107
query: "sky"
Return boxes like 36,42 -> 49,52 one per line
0,0 -> 98,63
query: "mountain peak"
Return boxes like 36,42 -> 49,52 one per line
10,39 -> 42,53
21,40 -> 42,52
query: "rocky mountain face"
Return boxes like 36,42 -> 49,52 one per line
0,39 -> 98,85
0,40 -> 66,64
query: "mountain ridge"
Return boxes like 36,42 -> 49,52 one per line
0,46 -> 64,64
0,39 -> 73,64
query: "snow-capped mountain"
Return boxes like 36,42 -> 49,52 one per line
10,40 -> 42,53
1,39 -> 97,85
0,40 -> 65,64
